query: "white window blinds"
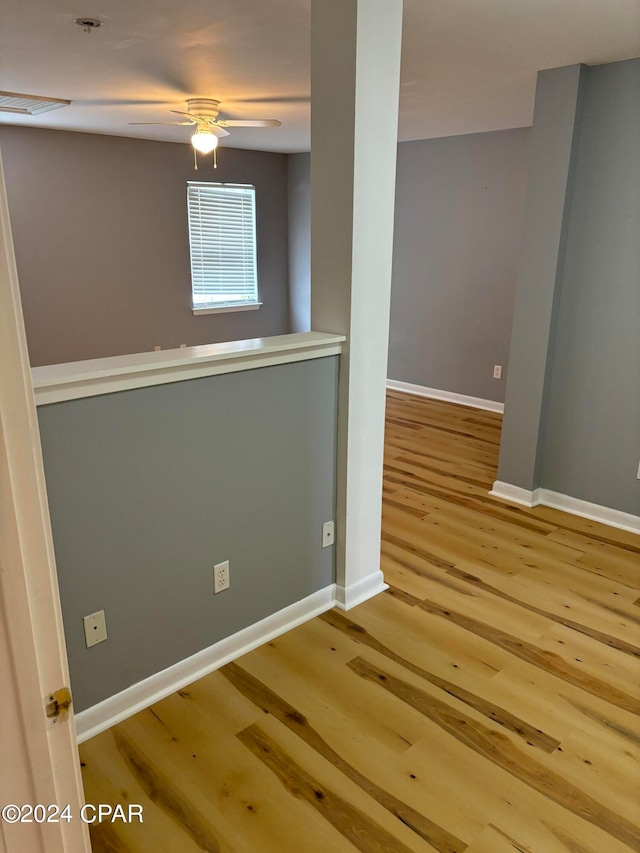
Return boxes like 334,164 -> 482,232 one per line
187,182 -> 258,309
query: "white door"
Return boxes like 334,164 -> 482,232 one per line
0,148 -> 91,852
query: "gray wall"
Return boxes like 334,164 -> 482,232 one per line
285,131 -> 531,402
388,129 -> 531,402
0,126 -> 290,367
539,60 -> 640,513
288,152 -> 311,332
37,357 -> 338,711
497,66 -> 586,491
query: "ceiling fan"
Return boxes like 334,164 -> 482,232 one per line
129,98 -> 281,168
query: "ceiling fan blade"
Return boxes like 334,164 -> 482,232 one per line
170,110 -> 202,120
220,119 -> 282,127
233,96 -> 308,105
128,121 -> 195,126
76,99 -> 171,107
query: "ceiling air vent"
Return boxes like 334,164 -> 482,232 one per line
0,91 -> 71,116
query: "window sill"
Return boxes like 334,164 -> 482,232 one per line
193,303 -> 262,316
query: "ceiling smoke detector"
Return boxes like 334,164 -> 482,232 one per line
74,17 -> 103,33
0,91 -> 71,116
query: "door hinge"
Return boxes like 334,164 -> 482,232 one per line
46,686 -> 72,721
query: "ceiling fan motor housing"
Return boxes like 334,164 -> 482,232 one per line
186,99 -> 221,120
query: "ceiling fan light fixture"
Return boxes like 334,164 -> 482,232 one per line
191,129 -> 218,154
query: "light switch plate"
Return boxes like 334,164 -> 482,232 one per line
83,610 -> 107,648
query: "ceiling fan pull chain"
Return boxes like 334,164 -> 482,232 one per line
213,148 -> 217,169
194,147 -> 198,170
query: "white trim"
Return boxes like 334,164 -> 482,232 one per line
387,379 -> 504,413
0,145 -> 90,849
75,569 -> 391,743
489,481 -> 542,508
192,302 -> 262,316
75,585 -> 336,744
335,571 -> 389,611
540,489 -> 640,534
32,331 -> 345,406
490,481 -> 640,534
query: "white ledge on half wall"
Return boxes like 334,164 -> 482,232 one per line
387,379 -> 504,413
490,480 -> 640,535
31,331 -> 346,406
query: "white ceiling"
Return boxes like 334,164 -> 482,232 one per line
0,0 -> 638,152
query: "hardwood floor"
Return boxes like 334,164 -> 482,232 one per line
80,391 -> 640,852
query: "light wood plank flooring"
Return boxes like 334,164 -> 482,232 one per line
80,391 -> 640,852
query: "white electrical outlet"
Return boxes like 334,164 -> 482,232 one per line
180,343 -> 186,348
637,460 -> 640,479
214,560 -> 230,594
493,365 -> 503,379
83,610 -> 107,648
322,520 -> 335,548
154,345 -> 161,351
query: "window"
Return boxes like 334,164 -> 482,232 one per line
187,182 -> 260,313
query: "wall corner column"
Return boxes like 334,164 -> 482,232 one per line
495,64 -> 586,497
310,0 -> 403,609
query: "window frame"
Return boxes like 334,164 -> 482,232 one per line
186,181 -> 261,316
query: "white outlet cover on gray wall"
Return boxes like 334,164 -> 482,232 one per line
83,610 -> 107,648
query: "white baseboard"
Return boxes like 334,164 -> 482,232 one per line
387,379 -> 504,414
335,571 -> 389,611
489,481 -> 542,508
75,572 -> 389,744
75,585 -> 336,744
540,489 -> 640,534
490,480 -> 640,534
